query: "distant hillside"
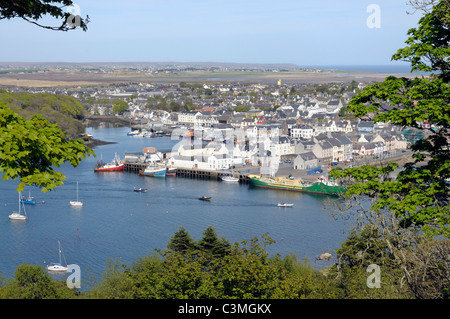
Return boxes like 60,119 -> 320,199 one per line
0,90 -> 86,138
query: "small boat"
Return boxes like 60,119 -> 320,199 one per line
20,191 -> 36,205
47,241 -> 68,272
166,168 -> 177,176
94,153 -> 124,172
277,202 -> 294,207
70,181 -> 83,207
9,192 -> 28,221
221,176 -> 239,182
134,187 -> 147,193
127,130 -> 139,136
199,196 -> 211,201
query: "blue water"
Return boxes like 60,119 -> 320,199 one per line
303,64 -> 433,76
0,126 -> 349,289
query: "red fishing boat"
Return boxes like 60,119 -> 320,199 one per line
94,153 -> 125,172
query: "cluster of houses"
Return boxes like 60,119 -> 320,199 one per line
12,79 -> 412,174
165,117 -> 408,173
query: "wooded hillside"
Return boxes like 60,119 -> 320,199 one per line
0,90 -> 87,138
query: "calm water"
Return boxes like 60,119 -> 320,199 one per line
0,126 -> 349,288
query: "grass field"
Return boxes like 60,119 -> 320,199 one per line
0,67 -> 402,88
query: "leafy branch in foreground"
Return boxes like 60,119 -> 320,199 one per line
328,0 -> 449,299
0,0 -> 89,31
0,103 -> 95,192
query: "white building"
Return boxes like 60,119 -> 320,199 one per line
290,124 -> 314,139
178,111 -> 202,124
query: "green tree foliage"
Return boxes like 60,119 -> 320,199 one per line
0,103 -> 94,192
1,226 -> 446,299
329,0 -> 450,299
0,91 -> 87,138
197,225 -> 231,259
235,104 -> 250,112
112,99 -> 129,114
167,226 -> 196,254
0,0 -> 88,31
392,0 -> 450,81
87,228 -> 336,299
330,0 -> 450,238
0,264 -> 77,299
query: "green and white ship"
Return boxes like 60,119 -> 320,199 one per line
247,175 -> 345,196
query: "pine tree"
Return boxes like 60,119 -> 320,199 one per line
167,226 -> 195,254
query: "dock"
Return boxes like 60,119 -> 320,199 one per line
124,161 -> 147,173
124,161 -> 251,183
176,168 -> 250,184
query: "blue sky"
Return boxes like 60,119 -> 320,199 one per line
0,0 -> 423,66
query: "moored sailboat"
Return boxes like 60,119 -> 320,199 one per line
70,181 -> 83,207
47,241 -> 68,272
9,192 -> 28,221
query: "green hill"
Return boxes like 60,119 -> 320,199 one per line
0,90 -> 87,138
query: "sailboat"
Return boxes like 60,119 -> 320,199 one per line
9,192 -> 28,220
47,241 -> 68,272
69,181 -> 83,207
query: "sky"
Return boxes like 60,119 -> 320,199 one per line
0,0 -> 424,67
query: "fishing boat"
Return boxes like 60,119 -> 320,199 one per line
248,175 -> 345,196
94,153 -> 124,172
221,175 -> 239,182
199,196 -> 211,201
141,164 -> 166,177
278,202 -> 294,207
69,181 -> 83,207
133,187 -> 147,192
47,241 -> 68,272
20,191 -> 36,204
9,192 -> 28,221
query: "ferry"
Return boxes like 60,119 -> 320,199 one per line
247,175 -> 345,196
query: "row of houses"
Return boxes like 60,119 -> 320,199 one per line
165,125 -> 408,172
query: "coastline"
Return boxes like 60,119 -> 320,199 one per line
84,138 -> 116,149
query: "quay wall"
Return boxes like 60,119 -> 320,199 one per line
124,161 -> 251,183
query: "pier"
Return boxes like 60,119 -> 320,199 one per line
176,168 -> 250,184
123,161 -> 251,183
124,162 -> 147,173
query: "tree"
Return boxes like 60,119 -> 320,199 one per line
166,226 -> 195,254
393,0 -> 450,81
197,225 -> 231,259
0,264 -> 77,299
0,0 -> 89,31
0,103 -> 95,192
329,0 -> 450,298
235,104 -> 250,112
112,99 -> 128,114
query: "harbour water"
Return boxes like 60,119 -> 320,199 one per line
0,126 -> 350,289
